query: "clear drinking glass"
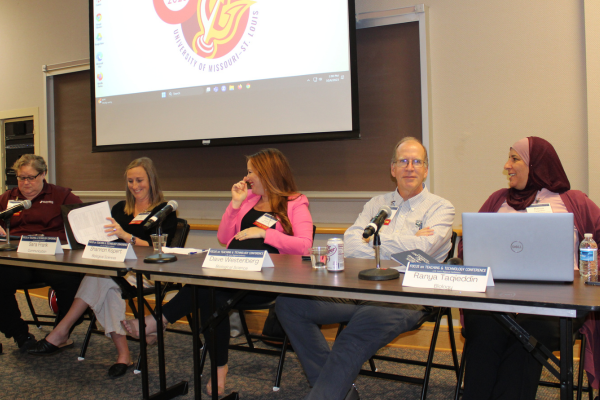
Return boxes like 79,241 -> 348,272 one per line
150,234 -> 168,253
310,247 -> 328,269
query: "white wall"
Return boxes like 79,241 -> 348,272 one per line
0,0 -> 596,227
357,0 -> 589,223
586,0 -> 600,202
0,1 -> 89,160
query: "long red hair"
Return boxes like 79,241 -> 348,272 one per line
247,149 -> 299,236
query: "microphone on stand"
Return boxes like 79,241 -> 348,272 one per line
0,200 -> 31,251
358,205 -> 399,281
362,205 -> 392,239
143,200 -> 178,230
143,201 -> 178,264
0,200 -> 31,220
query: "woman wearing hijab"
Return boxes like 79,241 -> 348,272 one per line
458,136 -> 600,399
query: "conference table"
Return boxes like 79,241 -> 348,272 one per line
131,249 -> 600,400
1,247 -> 597,400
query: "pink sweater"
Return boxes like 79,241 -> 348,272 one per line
217,192 -> 313,256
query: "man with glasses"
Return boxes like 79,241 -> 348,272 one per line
0,154 -> 83,352
276,137 -> 455,400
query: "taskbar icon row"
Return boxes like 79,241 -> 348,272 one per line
161,83 -> 251,98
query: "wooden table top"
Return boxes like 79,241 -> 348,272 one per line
131,248 -> 600,318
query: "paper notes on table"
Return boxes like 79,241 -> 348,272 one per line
67,201 -> 117,244
391,249 -> 439,272
162,247 -> 207,255
202,249 -> 273,271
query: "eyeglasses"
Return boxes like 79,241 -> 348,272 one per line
394,159 -> 425,168
16,172 -> 41,182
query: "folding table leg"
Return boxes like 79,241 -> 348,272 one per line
559,317 -> 574,400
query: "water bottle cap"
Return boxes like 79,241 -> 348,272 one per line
584,233 -> 593,238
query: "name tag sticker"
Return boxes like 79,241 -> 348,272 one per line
18,236 -> 63,255
253,214 -> 278,229
82,240 -> 137,262
402,262 -> 494,292
130,212 -> 151,225
526,203 -> 552,213
202,248 -> 274,271
384,206 -> 399,226
7,200 -> 23,217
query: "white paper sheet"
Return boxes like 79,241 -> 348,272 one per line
162,247 -> 206,255
67,201 -> 117,244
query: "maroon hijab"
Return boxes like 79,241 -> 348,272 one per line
506,136 -> 571,210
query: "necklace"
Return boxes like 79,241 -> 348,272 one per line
135,202 -> 151,215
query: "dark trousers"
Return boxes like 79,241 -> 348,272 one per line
462,310 -> 586,400
163,285 -> 276,366
0,265 -> 83,339
276,295 -> 426,400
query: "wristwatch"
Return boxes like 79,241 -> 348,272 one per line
130,235 -> 137,245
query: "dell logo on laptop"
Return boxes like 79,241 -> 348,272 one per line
510,241 -> 523,253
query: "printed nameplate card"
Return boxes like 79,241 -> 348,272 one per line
18,236 -> 63,255
82,240 -> 137,262
402,263 -> 494,292
202,249 -> 274,271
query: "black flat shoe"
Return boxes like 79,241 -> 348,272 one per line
27,338 -> 73,356
108,362 -> 133,378
15,333 -> 36,353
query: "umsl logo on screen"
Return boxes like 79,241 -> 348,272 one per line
154,0 -> 258,72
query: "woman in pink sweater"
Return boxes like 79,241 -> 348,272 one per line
123,148 -> 313,395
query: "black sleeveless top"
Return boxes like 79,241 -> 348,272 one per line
227,208 -> 280,254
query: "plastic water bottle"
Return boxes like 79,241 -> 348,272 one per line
579,233 -> 598,280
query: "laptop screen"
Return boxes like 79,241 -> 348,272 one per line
462,213 -> 575,282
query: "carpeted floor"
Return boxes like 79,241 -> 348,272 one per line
0,294 -> 589,399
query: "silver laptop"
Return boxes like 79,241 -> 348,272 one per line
462,213 -> 575,282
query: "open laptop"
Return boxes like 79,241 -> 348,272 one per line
462,213 -> 575,282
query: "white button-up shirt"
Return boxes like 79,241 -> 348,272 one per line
344,186 -> 455,262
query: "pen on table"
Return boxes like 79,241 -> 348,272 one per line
189,249 -> 207,255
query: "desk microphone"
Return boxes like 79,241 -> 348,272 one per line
362,205 -> 392,239
0,200 -> 31,220
143,200 -> 178,230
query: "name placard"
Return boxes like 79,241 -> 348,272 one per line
82,240 -> 137,262
202,249 -> 274,271
18,236 -> 63,255
402,263 -> 494,292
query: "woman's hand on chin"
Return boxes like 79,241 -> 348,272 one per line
104,217 -> 127,240
231,180 -> 248,209
234,227 -> 266,241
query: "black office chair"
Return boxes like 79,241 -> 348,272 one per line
19,283 -> 58,328
453,330 -> 594,400
78,218 -> 192,369
444,231 -> 458,263
220,302 -> 290,391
